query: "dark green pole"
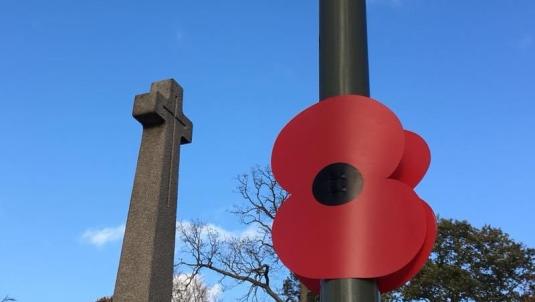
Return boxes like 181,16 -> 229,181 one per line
320,279 -> 379,302
319,0 -> 370,99
318,0 -> 379,301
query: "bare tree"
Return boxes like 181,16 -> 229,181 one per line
172,274 -> 222,302
173,274 -> 208,302
176,167 -> 300,302
1,296 -> 15,302
95,274 -> 220,302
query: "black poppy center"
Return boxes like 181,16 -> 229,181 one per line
312,163 -> 363,206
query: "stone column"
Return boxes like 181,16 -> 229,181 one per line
113,79 -> 192,302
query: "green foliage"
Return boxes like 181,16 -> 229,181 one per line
384,218 -> 534,302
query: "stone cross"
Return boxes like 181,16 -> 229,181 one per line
113,79 -> 192,302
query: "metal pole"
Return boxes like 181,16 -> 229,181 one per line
318,0 -> 379,301
320,279 -> 380,302
319,0 -> 370,99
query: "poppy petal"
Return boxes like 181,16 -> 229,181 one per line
390,131 -> 431,188
272,95 -> 405,193
272,179 -> 427,279
377,200 -> 437,292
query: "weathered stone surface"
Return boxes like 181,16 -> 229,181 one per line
113,79 -> 192,302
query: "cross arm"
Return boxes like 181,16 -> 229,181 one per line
132,79 -> 192,144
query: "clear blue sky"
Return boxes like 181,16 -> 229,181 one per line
1,0 -> 534,301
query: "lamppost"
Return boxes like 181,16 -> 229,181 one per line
318,1 -> 379,301
271,1 -> 435,301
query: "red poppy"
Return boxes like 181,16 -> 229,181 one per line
271,95 -> 436,293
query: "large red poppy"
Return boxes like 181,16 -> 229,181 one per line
271,95 -> 436,293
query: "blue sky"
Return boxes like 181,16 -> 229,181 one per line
1,0 -> 534,301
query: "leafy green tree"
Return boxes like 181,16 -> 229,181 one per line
384,219 -> 534,302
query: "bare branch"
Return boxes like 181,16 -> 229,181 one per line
175,167 -> 293,301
